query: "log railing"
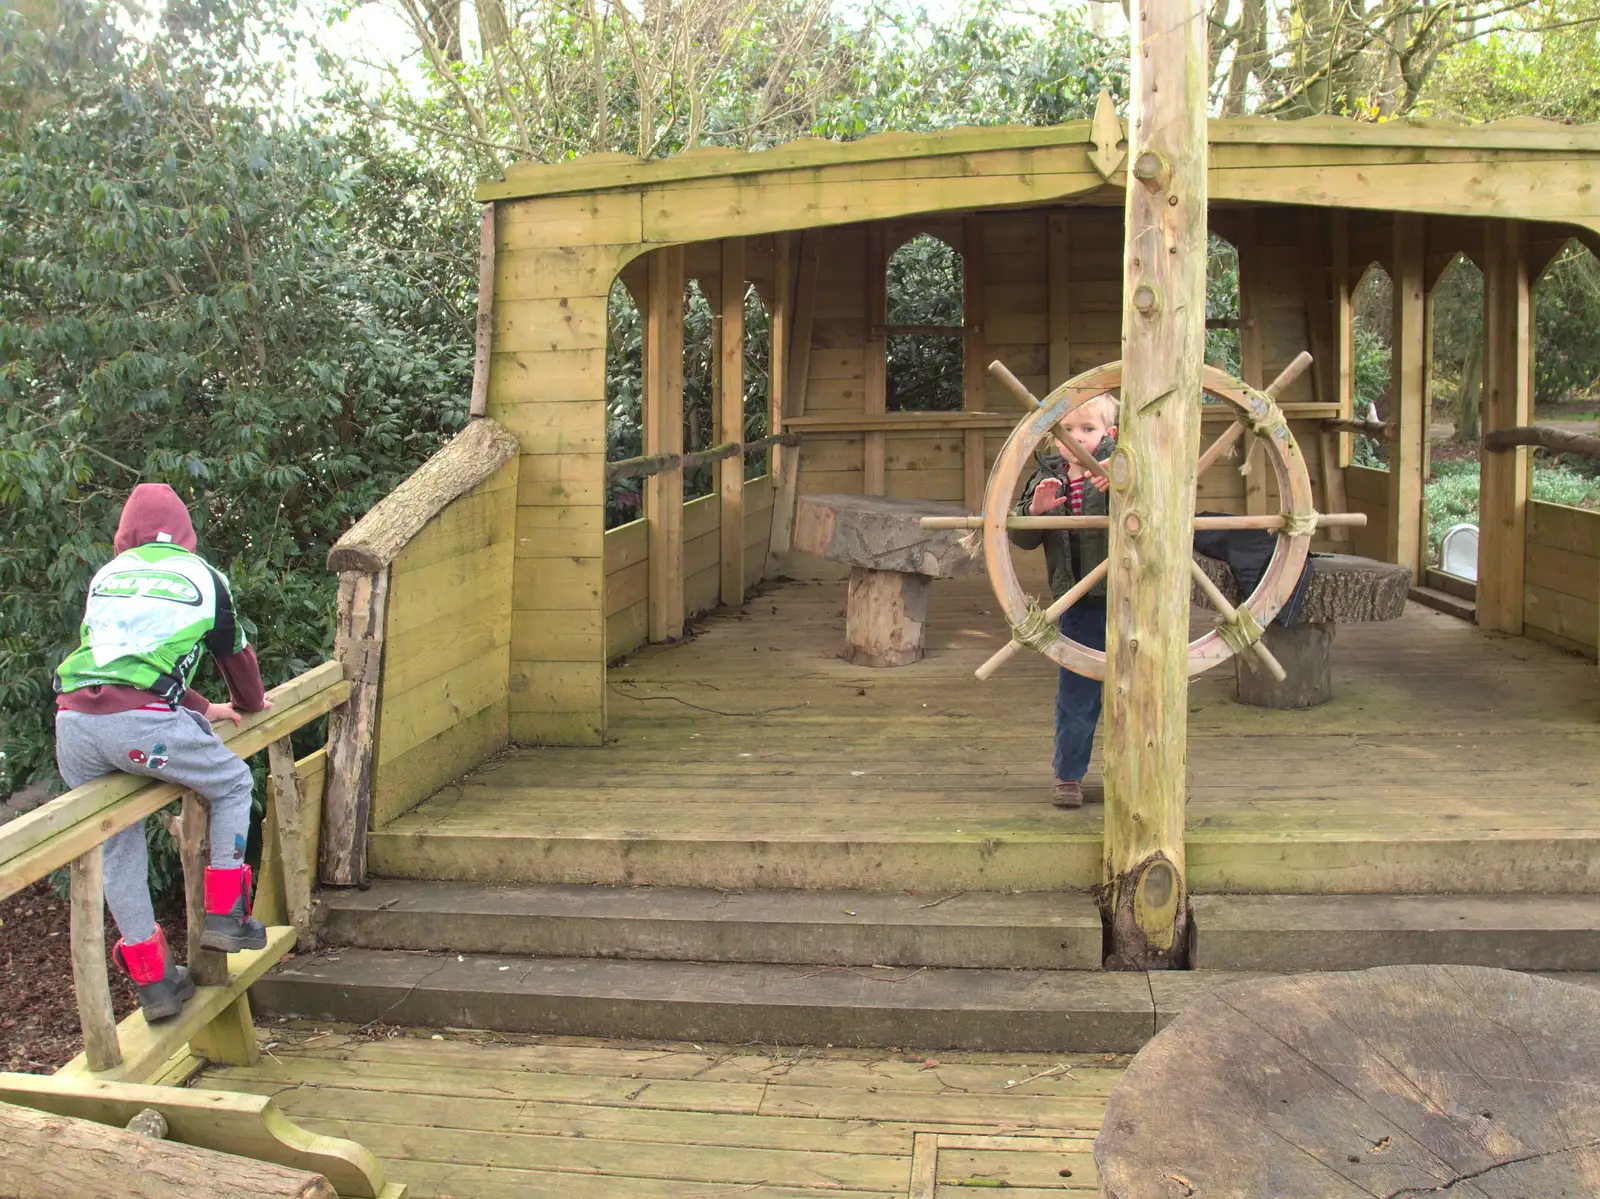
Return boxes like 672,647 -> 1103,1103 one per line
606,431 -> 798,483
1483,424 -> 1600,459
0,661 -> 350,1081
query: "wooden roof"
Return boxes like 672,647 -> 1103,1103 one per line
475,113 -> 1600,246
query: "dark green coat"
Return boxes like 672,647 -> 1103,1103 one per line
1008,438 -> 1115,601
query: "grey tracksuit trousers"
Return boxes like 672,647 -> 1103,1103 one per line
55,707 -> 254,945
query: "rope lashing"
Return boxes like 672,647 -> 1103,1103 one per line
1216,603 -> 1265,657
1238,394 -> 1291,477
1282,509 -> 1319,539
1011,599 -> 1061,652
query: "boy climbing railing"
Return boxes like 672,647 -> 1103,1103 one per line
0,661 -> 350,1080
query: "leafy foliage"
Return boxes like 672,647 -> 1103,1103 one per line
886,235 -> 963,413
0,3 -> 473,893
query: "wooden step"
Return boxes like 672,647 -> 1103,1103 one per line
252,950 -> 1258,1053
1408,584 -> 1476,620
323,881 -> 1104,970
1191,894 -> 1600,972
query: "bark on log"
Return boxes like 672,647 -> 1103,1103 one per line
1483,423 -> 1600,459
319,570 -> 388,888
792,494 -> 984,577
1100,0 -> 1206,971
327,418 -> 519,572
1192,552 -> 1410,624
0,1100 -> 336,1199
1234,621 -> 1335,708
844,568 -> 931,668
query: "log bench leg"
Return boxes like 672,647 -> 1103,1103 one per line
844,567 -> 930,667
1234,621 -> 1335,709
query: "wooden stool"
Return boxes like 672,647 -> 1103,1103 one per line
1095,965 -> 1600,1198
792,494 -> 983,667
1192,553 -> 1411,708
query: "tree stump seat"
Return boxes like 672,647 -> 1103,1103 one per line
791,493 -> 983,667
1094,965 -> 1600,1199
1191,552 -> 1411,708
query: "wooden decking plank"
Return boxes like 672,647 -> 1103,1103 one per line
936,1146 -> 1099,1190
370,565 -> 1600,894
277,1115 -> 913,1191
385,1159 -> 903,1199
249,1034 -> 1124,1095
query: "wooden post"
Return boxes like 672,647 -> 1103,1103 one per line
1301,209 -> 1349,542
265,738 -> 312,948
1236,208 -> 1269,515
766,231 -> 793,555
319,569 -> 387,887
1047,212 -> 1072,387
68,850 -> 121,1073
468,203 -> 495,419
769,233 -> 817,556
1333,211 -> 1355,468
175,794 -> 226,988
718,239 -> 747,605
1388,213 -> 1427,579
646,245 -> 686,641
962,215 -> 989,512
864,226 -> 888,496
1479,219 -> 1532,634
1101,0 -> 1206,970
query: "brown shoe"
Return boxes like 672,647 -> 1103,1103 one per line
1052,779 -> 1084,809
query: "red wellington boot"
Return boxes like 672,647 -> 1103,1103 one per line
113,926 -> 195,1022
201,865 -> 268,953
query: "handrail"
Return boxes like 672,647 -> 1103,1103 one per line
1483,423 -> 1600,459
327,417 -> 520,572
1,660 -> 349,1076
605,431 -> 799,484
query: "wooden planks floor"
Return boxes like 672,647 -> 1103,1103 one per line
201,1028 -> 1122,1197
371,561 -> 1600,894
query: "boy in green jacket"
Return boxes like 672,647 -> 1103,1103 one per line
54,484 -> 272,1022
1008,394 -> 1117,809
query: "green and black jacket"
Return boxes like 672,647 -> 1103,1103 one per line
1008,436 -> 1116,602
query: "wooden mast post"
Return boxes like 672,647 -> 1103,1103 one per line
1100,0 -> 1208,969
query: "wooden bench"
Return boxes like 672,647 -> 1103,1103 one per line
1095,965 -> 1600,1198
792,493 -> 983,667
1193,552 -> 1410,708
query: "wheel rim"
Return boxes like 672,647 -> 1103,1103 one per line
981,360 -> 1315,680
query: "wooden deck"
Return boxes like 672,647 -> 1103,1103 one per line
200,1028 -> 1121,1197
369,562 -> 1600,895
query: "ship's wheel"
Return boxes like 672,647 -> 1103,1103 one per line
941,355 -> 1360,684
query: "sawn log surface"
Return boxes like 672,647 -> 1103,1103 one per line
1094,964 -> 1600,1198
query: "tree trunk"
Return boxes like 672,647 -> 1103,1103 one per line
1458,341 -> 1482,442
1101,0 -> 1207,971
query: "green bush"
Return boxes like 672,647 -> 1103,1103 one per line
0,2 -> 472,895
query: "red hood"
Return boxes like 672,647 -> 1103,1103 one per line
114,484 -> 197,554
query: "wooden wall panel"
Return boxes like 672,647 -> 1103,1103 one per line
371,459 -> 517,825
604,519 -> 649,660
1524,501 -> 1600,658
1344,465 -> 1392,562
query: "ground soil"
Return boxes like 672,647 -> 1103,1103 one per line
0,879 -> 186,1074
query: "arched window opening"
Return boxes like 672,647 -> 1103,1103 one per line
1352,264 -> 1393,468
1205,233 -> 1240,381
682,279 -> 715,499
743,284 -> 772,478
605,278 -> 644,530
885,234 -> 963,412
1533,240 -> 1600,510
1425,254 -> 1484,569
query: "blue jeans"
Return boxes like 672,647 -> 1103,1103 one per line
1053,599 -> 1107,782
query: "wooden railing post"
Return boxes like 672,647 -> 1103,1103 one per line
171,794 -> 225,988
719,237 -> 748,605
265,737 -> 313,948
68,849 -> 120,1073
319,569 -> 389,887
